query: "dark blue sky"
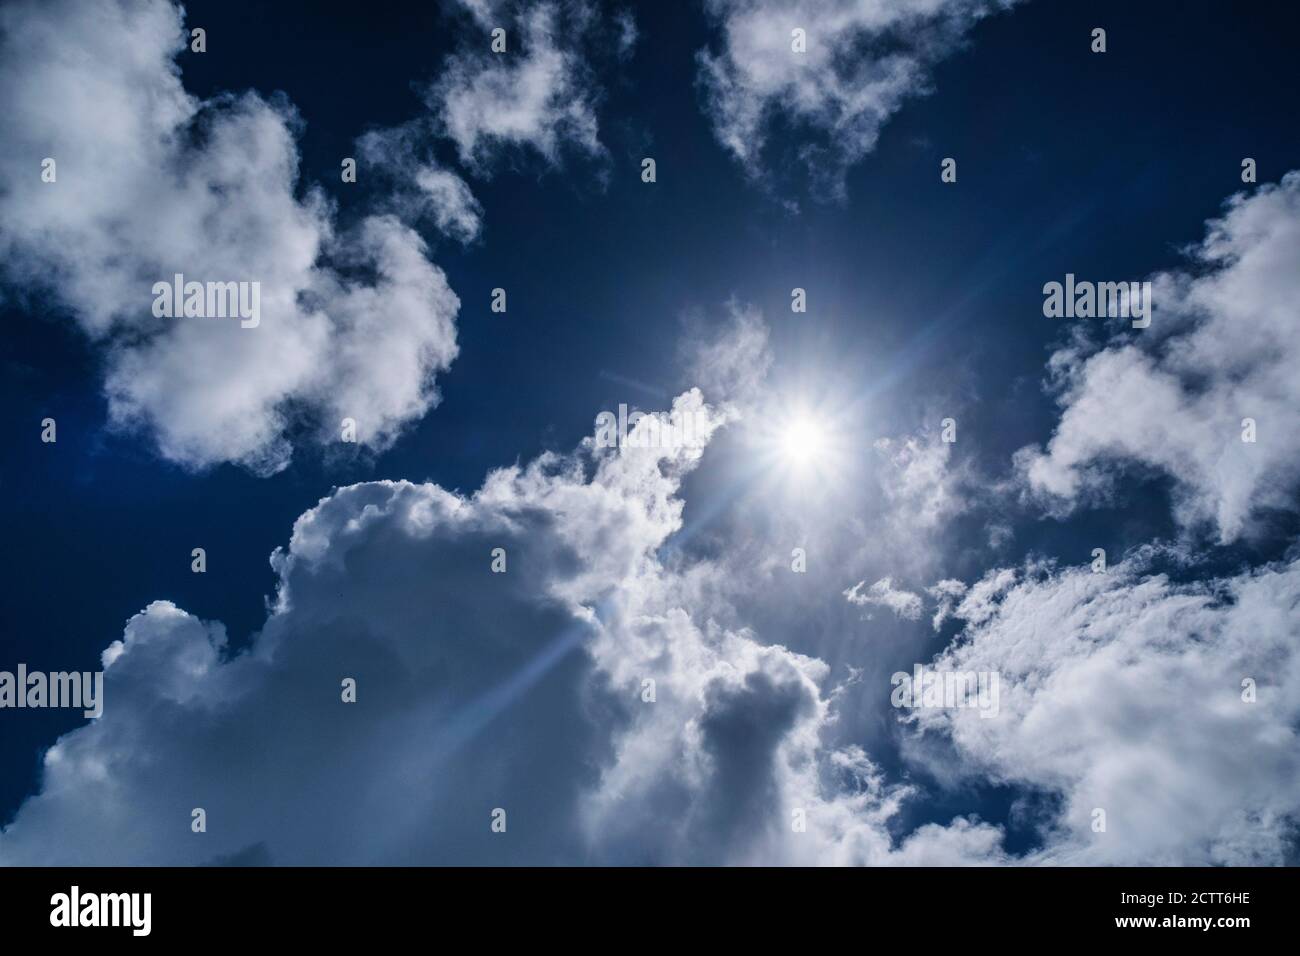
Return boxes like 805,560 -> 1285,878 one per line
2,0 -> 1298,856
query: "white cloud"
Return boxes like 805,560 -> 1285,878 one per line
0,0 -> 461,474
12,377 -> 1289,866
926,577 -> 967,630
1018,172 -> 1300,543
844,577 -> 923,620
356,126 -> 483,243
678,300 -> 774,408
907,548 -> 1300,864
874,433 -> 967,530
0,389 -> 1003,865
435,1 -> 605,172
698,0 -> 1020,196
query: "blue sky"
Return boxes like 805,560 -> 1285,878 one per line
1,0 -> 1298,864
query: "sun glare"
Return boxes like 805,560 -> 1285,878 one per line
778,415 -> 827,467
749,396 -> 851,494
742,373 -> 861,497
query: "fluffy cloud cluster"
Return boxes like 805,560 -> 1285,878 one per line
433,0 -> 611,172
698,0 -> 1019,197
0,390 -> 988,864
0,0 -> 470,474
907,548 -> 1300,864
5,380 -> 1293,865
1018,172 -> 1300,543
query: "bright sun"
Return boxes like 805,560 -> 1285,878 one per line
749,394 -> 852,495
778,415 -> 827,466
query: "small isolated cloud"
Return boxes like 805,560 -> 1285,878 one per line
614,9 -> 639,58
844,577 -> 923,620
0,0 -> 462,474
1017,172 -> 1300,543
697,0 -> 1020,198
435,1 -> 608,172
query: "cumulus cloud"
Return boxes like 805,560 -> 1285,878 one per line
0,388 -> 1003,864
0,0 -> 462,474
353,1 -> 628,244
906,548 -> 1300,864
697,0 -> 1020,197
434,0 -> 607,172
844,577 -> 923,620
1018,172 -> 1300,543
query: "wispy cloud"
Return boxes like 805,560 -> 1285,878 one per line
844,577 -> 924,620
909,547 -> 1300,864
697,0 -> 1021,199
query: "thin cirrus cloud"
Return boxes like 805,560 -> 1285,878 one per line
874,433 -> 968,531
697,0 -> 1022,198
355,123 -> 486,243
